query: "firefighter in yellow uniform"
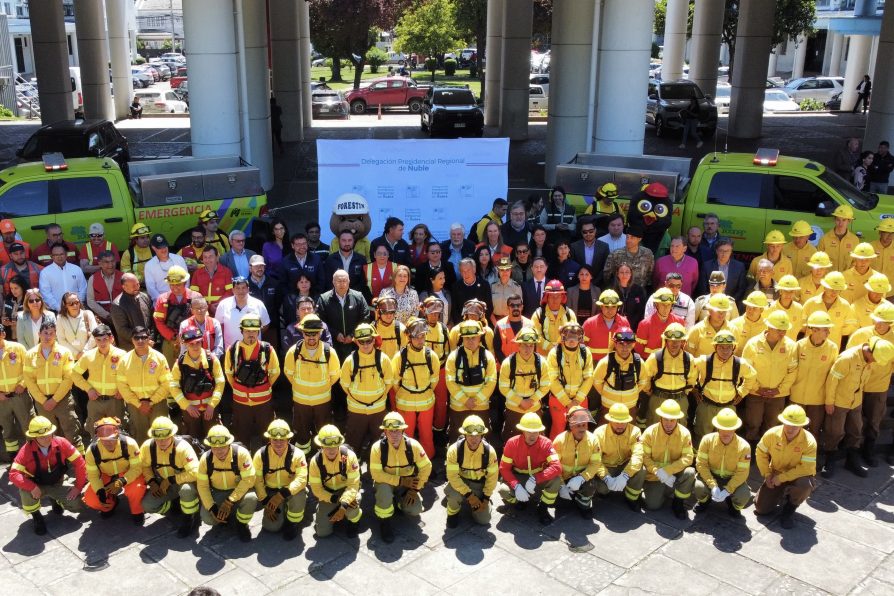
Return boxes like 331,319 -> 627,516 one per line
686,294 -> 733,357
871,219 -> 894,299
531,281 -> 577,356
308,425 -> 362,538
116,325 -> 171,443
370,412 -> 432,543
392,318 -> 441,457
783,220 -> 818,279
197,425 -> 257,542
817,204 -> 860,272
546,322 -> 595,439
790,311 -> 838,439
139,416 -> 200,538
254,419 -> 307,541
798,251 -> 833,304
693,408 -> 752,517
72,325 -> 127,437
372,297 -> 407,359
593,404 -> 646,510
170,327 -> 225,439
340,323 -> 394,453
850,272 -> 890,328
448,300 -> 496,352
754,405 -> 817,529
764,275 -> 803,341
120,223 -> 154,284
640,400 -> 696,519
445,320 -> 498,441
0,324 -> 31,458
499,327 -> 549,442
593,327 -> 643,425
801,271 -> 858,349
444,414 -> 499,527
729,292 -> 770,356
553,406 -> 601,517
748,230 -> 794,281
841,242 -> 879,303
639,323 -> 697,427
83,416 -> 146,523
283,315 -> 341,454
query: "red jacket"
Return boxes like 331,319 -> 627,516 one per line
582,314 -> 630,362
1,261 -> 41,295
32,240 -> 79,266
153,289 -> 203,340
189,265 -> 234,315
499,434 -> 562,489
10,437 -> 87,492
79,240 -> 121,266
634,312 -> 684,357
0,240 -> 32,265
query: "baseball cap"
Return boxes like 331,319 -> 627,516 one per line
8,242 -> 25,253
249,255 -> 265,266
0,219 -> 15,234
89,223 -> 105,235
150,234 -> 169,249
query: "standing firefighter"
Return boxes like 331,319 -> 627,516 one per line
308,425 -> 362,538
392,318 -> 440,457
445,414 -> 499,527
254,419 -> 308,541
499,326 -> 550,442
498,412 -> 563,525
72,325 -> 127,437
83,416 -> 147,525
340,323 -> 394,454
553,406 -> 601,517
546,321 -> 594,439
445,320 -> 497,441
639,322 -> 697,427
116,325 -> 171,443
197,425 -> 257,542
0,323 -> 30,459
693,408 -> 752,517
170,327 -> 225,439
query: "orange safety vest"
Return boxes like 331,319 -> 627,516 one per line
229,342 -> 272,404
1,261 -> 40,294
0,241 -> 32,265
495,317 -> 526,357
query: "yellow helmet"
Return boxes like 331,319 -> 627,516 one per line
264,419 -> 294,440
164,265 -> 189,284
865,272 -> 892,295
871,301 -> 894,324
743,291 -> 770,309
850,242 -> 877,259
805,310 -> 834,328
789,220 -> 813,237
764,310 -> 792,331
655,399 -> 685,420
516,412 -> 546,433
514,327 -> 540,344
876,218 -> 894,233
458,415 -> 488,436
706,293 -> 731,312
869,337 -> 894,365
130,222 -> 151,238
605,403 -> 633,424
711,408 -> 742,431
778,404 -> 809,427
204,425 -> 235,447
652,287 -> 675,304
25,416 -> 56,438
712,330 -> 737,345
353,323 -> 379,342
596,289 -> 622,306
94,416 -> 122,432
808,251 -> 833,269
380,411 -> 408,430
776,275 -> 800,292
148,416 -> 178,439
458,320 -> 484,337
662,322 -> 686,340
597,182 -> 619,199
764,230 -> 786,245
832,204 -> 854,220
821,271 -> 847,291
314,424 -> 345,448
567,406 -> 596,427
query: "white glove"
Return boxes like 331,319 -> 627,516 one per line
656,468 -> 672,485
566,475 -> 585,492
558,484 -> 573,500
616,472 -> 630,491
524,476 -> 537,495
719,489 -> 730,501
514,484 -> 530,503
711,486 -> 725,502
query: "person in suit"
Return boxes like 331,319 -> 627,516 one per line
415,241 -> 456,295
323,231 -> 367,292
441,224 -> 476,278
570,216 -> 610,287
219,230 -> 258,281
521,257 -> 549,318
698,238 -> 747,304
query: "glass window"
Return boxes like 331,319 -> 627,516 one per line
772,175 -> 831,212
57,177 -> 112,212
799,80 -> 817,90
0,180 -> 49,217
371,82 -> 388,90
706,172 -> 763,208
389,81 -> 405,88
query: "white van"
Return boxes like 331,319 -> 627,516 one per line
70,66 -> 83,115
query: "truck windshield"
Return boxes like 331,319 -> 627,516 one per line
435,91 -> 475,105
818,169 -> 879,211
660,83 -> 703,100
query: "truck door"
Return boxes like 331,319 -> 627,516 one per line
768,173 -> 835,245
54,175 -> 128,246
697,170 -> 772,255
0,179 -> 53,245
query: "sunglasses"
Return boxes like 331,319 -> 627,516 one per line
516,248 -> 530,254
382,422 -> 405,430
601,300 -> 620,306
89,234 -> 104,238
28,298 -> 42,303
303,331 -> 321,337
357,338 -> 374,345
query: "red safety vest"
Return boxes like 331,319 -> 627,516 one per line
230,341 -> 272,404
0,241 -> 32,266
1,261 -> 41,294
180,316 -> 218,355
365,262 -> 396,299
91,270 -> 124,309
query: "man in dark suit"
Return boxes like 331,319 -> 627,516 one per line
278,232 -> 325,292
368,216 -> 411,266
451,258 -> 493,322
697,238 -> 747,303
521,257 -> 549,318
414,240 -> 457,294
570,216 -> 610,287
323,230 -> 367,292
316,269 -> 370,362
441,224 -> 476,277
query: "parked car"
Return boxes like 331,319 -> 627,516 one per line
148,61 -> 171,81
142,65 -> 160,82
783,76 -> 844,102
160,52 -> 186,64
170,67 -> 188,89
343,76 -> 428,114
420,87 -> 483,137
763,89 -> 800,112
133,90 -> 189,114
529,84 -> 548,113
459,48 -> 477,67
311,89 -> 349,119
175,80 -> 189,106
713,83 -> 731,112
646,79 -> 718,138
530,74 -> 550,97
131,67 -> 153,88
16,119 -> 130,173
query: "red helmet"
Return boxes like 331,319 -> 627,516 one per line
541,280 -> 567,305
644,182 -> 669,199
614,326 -> 636,343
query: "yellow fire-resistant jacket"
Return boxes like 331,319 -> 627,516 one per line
282,341 -> 341,405
445,346 -> 497,411
339,349 -> 394,414
817,229 -> 859,272
801,294 -> 858,348
640,349 -> 697,393
825,345 -> 871,409
375,320 -> 408,359
448,323 -> 495,353
686,319 -> 731,358
692,354 -> 756,405
846,326 -> 894,392
593,423 -> 643,478
85,435 -> 143,491
196,445 -> 255,509
783,241 -> 816,279
850,296 -> 885,329
23,342 -> 74,405
695,432 -> 751,492
728,315 -> 767,356
790,337 -> 838,406
169,350 -> 225,410
756,425 -> 817,482
307,446 -> 361,504
546,344 -> 594,407
369,436 -> 432,487
139,436 -> 199,484
445,438 -> 499,497
500,352 -> 549,414
391,346 -> 440,412
552,430 -> 600,481
0,340 -> 26,392
640,422 -> 694,481
253,444 -> 308,501
531,306 -> 576,355
73,346 -> 127,396
841,266 -> 877,304
741,333 -> 798,396
763,300 -> 804,341
593,353 -> 641,409
116,348 -> 171,407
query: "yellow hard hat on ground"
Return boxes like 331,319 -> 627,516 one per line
778,404 -> 809,427
805,311 -> 834,328
765,310 -> 792,331
204,425 -> 235,447
789,220 -> 813,237
850,242 -> 877,259
776,275 -> 800,292
264,419 -> 294,440
832,204 -> 854,220
865,273 -> 891,294
662,322 -> 686,340
821,271 -> 847,291
148,416 -> 178,439
459,415 -> 488,436
712,408 -> 742,431
605,403 -> 633,424
25,416 -> 56,438
314,425 -> 345,447
655,399 -> 685,420
764,230 -> 786,245
869,337 -> 894,365
743,291 -> 770,309
871,301 -> 894,324
516,412 -> 546,432
380,411 -> 409,430
808,251 -> 833,269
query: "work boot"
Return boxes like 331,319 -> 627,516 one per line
574,500 -> 593,519
512,501 -> 527,511
236,521 -> 252,542
177,513 -> 198,538
536,502 -> 554,525
51,500 -> 64,515
861,439 -> 878,467
379,518 -> 395,543
282,522 -> 299,541
31,511 -> 47,536
671,497 -> 688,520
446,513 -> 459,529
726,498 -> 742,519
625,496 -> 641,512
344,520 -> 359,538
168,498 -> 181,516
820,450 -> 837,478
780,500 -> 797,529
100,497 -> 119,519
844,448 -> 868,478
693,500 -> 710,514
131,512 -> 145,526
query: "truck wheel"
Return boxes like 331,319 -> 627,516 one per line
654,116 -> 665,138
351,100 -> 367,115
408,98 -> 422,113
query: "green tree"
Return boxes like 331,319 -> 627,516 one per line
394,0 -> 465,82
654,1 -> 695,37
366,47 -> 389,73
454,0 -> 487,97
723,0 -> 815,79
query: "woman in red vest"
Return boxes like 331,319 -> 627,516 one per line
364,244 -> 396,302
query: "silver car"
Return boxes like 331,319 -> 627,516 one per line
783,77 -> 844,102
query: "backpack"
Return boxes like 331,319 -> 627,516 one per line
229,341 -> 271,386
204,443 -> 246,478
697,354 -> 742,393
89,436 -> 130,468
350,349 -> 385,383
555,345 -> 590,386
295,340 -> 331,364
456,346 -> 487,386
398,346 -> 435,391
378,437 -> 418,475
149,437 -> 186,474
654,348 -> 691,384
455,437 -> 492,473
312,445 -> 348,487
259,443 -> 297,477
605,352 -> 642,391
508,352 -> 542,390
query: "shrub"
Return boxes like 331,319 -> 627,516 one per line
0,104 -> 14,118
799,98 -> 825,111
425,57 -> 437,73
134,55 -> 146,65
366,47 -> 388,74
444,58 -> 457,76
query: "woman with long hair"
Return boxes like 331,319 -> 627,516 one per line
408,223 -> 433,268
261,218 -> 290,273
279,272 -> 318,329
56,291 -> 98,360
16,289 -> 56,350
550,240 -> 581,288
481,221 -> 513,261
566,265 -> 600,321
2,276 -> 27,341
474,244 -> 498,285
609,263 -> 647,331
418,268 -> 452,327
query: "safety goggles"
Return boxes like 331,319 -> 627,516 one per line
600,298 -> 620,306
663,330 -> 686,340
266,428 -> 291,439
614,332 -> 636,343
205,435 -> 231,447
381,420 -> 405,430
318,435 -> 342,447
357,338 -> 374,345
463,423 -> 487,435
149,428 -> 174,439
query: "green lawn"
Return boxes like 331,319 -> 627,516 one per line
310,66 -> 483,97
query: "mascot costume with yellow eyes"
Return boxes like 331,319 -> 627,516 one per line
625,182 -> 672,253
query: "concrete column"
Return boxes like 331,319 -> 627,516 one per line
270,0 -> 303,141
767,44 -> 779,77
869,34 -> 879,83
840,34 -> 872,113
484,0 -> 504,126
241,0 -> 273,190
662,0 -> 689,81
299,0 -> 312,125
183,0 -> 241,157
31,0 -> 74,123
791,34 -> 808,80
593,0 -> 654,154
73,0 -> 113,121
865,5 -> 894,149
828,32 -> 844,77
499,0 -> 532,139
728,0 -> 776,139
544,0 -> 594,184
107,0 -> 133,120
690,0 -> 725,100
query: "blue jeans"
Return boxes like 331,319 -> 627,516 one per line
681,119 -> 702,146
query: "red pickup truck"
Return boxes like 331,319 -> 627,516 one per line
170,67 -> 188,89
344,77 -> 429,115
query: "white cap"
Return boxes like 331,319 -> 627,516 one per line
89,223 -> 105,235
332,193 -> 369,215
249,255 -> 265,266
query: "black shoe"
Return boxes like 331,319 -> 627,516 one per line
379,518 -> 395,543
845,448 -> 868,478
512,501 -> 527,511
780,502 -> 797,529
237,521 -> 252,542
345,521 -> 359,538
51,500 -> 64,515
132,512 -> 145,526
693,500 -> 710,514
536,502 -> 554,525
726,498 -> 742,518
177,513 -> 198,538
282,522 -> 299,541
820,450 -> 837,478
625,496 -> 641,512
671,497 -> 688,520
31,511 -> 47,536
100,497 -> 119,518
168,498 -> 181,516
446,513 -> 459,529
575,501 -> 593,518
861,440 -> 878,467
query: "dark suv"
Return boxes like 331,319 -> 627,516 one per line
17,119 -> 130,173
646,79 -> 717,138
421,87 -> 484,137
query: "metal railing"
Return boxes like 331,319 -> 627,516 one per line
14,72 -> 39,118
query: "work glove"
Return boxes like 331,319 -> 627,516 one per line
711,486 -> 726,503
340,497 -> 359,510
265,492 -> 285,521
514,484 -> 530,503
467,494 -> 483,511
107,478 -> 126,496
558,484 -> 572,501
616,473 -> 630,491
216,499 -> 233,522
400,476 -> 421,490
566,475 -> 585,492
718,489 -> 730,501
524,476 -> 537,495
96,488 -> 109,504
402,489 -> 419,509
329,506 -> 347,523
656,468 -> 674,487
